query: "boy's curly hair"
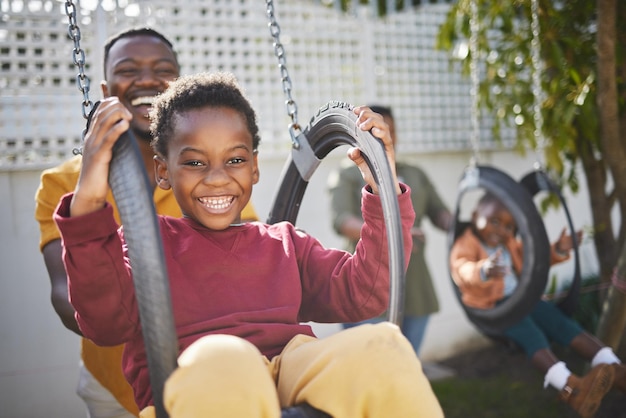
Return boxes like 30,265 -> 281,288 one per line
150,72 -> 261,157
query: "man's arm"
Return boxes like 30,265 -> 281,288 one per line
433,208 -> 453,232
42,239 -> 82,335
328,165 -> 364,244
337,215 -> 363,242
422,171 -> 452,232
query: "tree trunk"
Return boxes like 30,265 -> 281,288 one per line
595,0 -> 626,349
579,136 -> 615,281
597,257 -> 626,349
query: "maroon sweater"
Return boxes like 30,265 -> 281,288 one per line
55,186 -> 414,410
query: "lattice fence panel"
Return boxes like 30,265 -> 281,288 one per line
1,0 -> 508,171
100,0 -> 374,156
0,1 -> 90,169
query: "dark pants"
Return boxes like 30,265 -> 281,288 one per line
503,299 -> 583,358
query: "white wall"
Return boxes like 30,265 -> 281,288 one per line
0,170 -> 84,418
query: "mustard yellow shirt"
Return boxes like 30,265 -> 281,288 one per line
35,155 -> 258,415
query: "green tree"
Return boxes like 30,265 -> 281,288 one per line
437,0 -> 626,350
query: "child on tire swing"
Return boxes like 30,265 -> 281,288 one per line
53,71 -> 443,418
449,191 -> 625,418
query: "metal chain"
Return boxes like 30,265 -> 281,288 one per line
65,0 -> 92,155
468,0 -> 481,165
265,0 -> 302,148
65,1 -> 93,120
530,0 -> 546,167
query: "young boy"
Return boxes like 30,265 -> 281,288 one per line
449,192 -> 625,418
35,28 -> 259,418
54,72 -> 443,418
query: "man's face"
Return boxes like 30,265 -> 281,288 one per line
102,35 -> 179,140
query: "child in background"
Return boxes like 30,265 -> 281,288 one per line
54,71 -> 443,418
449,192 -> 625,418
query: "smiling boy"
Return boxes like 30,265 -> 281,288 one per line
53,72 -> 443,417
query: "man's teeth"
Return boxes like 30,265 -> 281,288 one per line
199,196 -> 234,209
130,96 -> 155,106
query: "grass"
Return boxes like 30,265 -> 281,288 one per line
429,343 -> 626,418
429,281 -> 626,417
432,371 -> 572,417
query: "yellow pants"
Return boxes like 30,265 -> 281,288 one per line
140,322 -> 443,418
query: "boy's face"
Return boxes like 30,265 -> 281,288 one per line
154,106 -> 259,230
102,35 -> 179,140
472,201 -> 516,247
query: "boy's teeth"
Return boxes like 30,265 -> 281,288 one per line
131,96 -> 154,106
200,196 -> 234,209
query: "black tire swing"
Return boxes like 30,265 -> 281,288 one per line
65,3 -> 406,418
266,101 -> 407,325
265,0 -> 406,327
520,168 -> 582,316
448,166 -> 551,335
446,0 -> 552,336
66,6 -> 178,417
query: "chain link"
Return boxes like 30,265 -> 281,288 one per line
468,0 -> 481,165
265,0 -> 301,148
65,0 -> 93,154
65,0 -> 92,120
530,0 -> 546,166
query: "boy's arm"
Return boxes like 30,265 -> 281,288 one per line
55,193 -> 139,346
449,232 -> 491,287
350,106 -> 402,196
297,105 -> 409,322
70,98 -> 131,218
549,228 -> 581,264
297,184 -> 415,323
